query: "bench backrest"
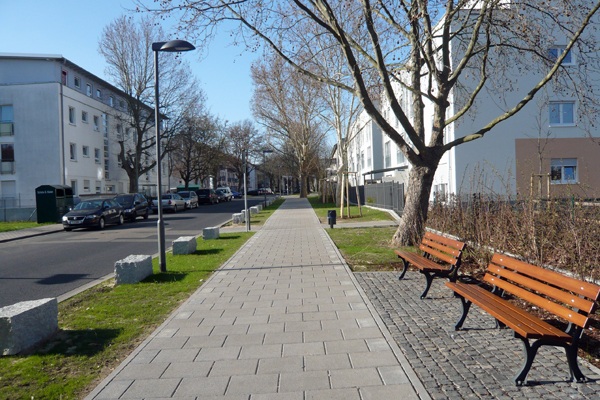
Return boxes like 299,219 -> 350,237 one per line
484,253 -> 600,329
420,232 -> 466,266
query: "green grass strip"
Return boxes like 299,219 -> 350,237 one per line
0,221 -> 55,233
0,232 -> 253,400
307,195 -> 394,223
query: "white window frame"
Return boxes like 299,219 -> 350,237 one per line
74,76 -> 81,89
110,96 -> 114,107
86,83 -> 92,97
68,107 -> 76,125
83,180 -> 90,192
69,143 -> 77,161
384,141 -> 391,168
367,146 -> 372,168
549,101 -> 575,127
82,145 -> 89,158
81,111 -> 88,123
93,116 -> 99,131
551,158 -> 578,184
548,46 -> 575,66
96,88 -> 102,99
94,148 -> 101,163
95,181 -> 101,194
70,180 -> 78,195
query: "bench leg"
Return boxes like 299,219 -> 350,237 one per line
513,335 -> 540,386
454,295 -> 472,331
565,342 -> 587,383
420,272 -> 435,299
398,258 -> 409,280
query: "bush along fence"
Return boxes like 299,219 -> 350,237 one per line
427,193 -> 600,283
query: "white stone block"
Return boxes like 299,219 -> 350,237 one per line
173,236 -> 197,255
250,206 -> 259,215
258,204 -> 263,211
232,213 -> 244,224
203,227 -> 220,240
1,298 -> 58,355
114,255 -> 153,285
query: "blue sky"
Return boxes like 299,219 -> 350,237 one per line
0,0 -> 257,124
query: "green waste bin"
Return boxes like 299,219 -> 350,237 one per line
35,184 -> 74,223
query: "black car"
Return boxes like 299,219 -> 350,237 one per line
196,188 -> 218,205
215,189 -> 227,203
114,193 -> 150,221
62,198 -> 124,231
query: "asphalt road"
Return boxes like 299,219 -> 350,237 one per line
0,197 -> 267,308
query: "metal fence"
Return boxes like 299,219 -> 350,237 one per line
1,195 -> 37,222
346,181 -> 404,215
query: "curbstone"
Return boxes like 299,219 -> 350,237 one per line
172,236 -> 197,255
250,206 -> 259,215
232,213 -> 245,224
1,298 -> 58,355
258,204 -> 263,211
203,227 -> 220,240
114,255 -> 153,285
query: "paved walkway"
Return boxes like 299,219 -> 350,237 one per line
0,223 -> 63,243
86,198 -> 427,400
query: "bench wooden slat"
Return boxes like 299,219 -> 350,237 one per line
488,264 -> 597,315
419,243 -> 458,265
447,281 -> 572,341
422,239 -> 462,261
492,254 -> 600,303
395,250 -> 448,273
424,231 -> 466,251
484,273 -> 590,329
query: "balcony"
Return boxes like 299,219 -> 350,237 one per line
1,161 -> 15,175
0,122 -> 14,137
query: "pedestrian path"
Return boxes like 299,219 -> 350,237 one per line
0,223 -> 63,243
86,197 -> 428,400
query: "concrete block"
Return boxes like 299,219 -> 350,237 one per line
258,204 -> 263,211
232,213 -> 245,224
114,255 -> 153,285
250,206 -> 260,215
1,298 -> 58,355
173,236 -> 197,255
203,227 -> 220,240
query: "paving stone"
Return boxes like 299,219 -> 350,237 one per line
258,355 -> 304,374
161,361 -> 213,378
305,353 -> 352,371
117,362 -> 169,379
226,373 -> 279,395
305,387 -> 360,400
120,378 -> 181,398
239,343 -> 283,359
209,359 -> 259,376
174,376 -> 230,397
329,367 -> 383,388
280,370 -> 331,392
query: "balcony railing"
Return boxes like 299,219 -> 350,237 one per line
0,161 -> 15,175
0,122 -> 14,136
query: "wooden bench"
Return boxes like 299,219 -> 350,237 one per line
395,231 -> 466,299
446,253 -> 600,386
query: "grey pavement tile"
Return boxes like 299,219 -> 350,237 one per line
129,349 -> 159,364
272,298 -> 304,307
173,325 -> 215,337
258,293 -> 289,301
183,334 -> 227,349
365,338 -> 390,352
200,316 -> 237,326
156,328 -> 179,338
95,379 -> 133,399
284,321 -> 322,332
342,327 -> 384,340
324,339 -> 369,354
152,348 -> 200,363
209,359 -> 259,377
234,315 -> 270,325
257,355 -> 304,374
161,361 -> 213,378
174,376 -> 230,397
317,303 -> 352,312
302,311 -> 337,322
254,306 -> 287,316
301,297 -> 334,305
356,318 -> 377,328
212,302 -> 245,311
359,384 -> 421,400
329,368 -> 383,388
304,353 -> 352,371
251,392 -> 304,400
226,373 -> 279,395
211,324 -> 250,336
117,362 -> 169,379
377,366 -> 410,385
263,331 -> 303,344
166,318 -> 203,328
222,308 -> 258,318
350,351 -> 400,368
224,333 -> 265,346
173,311 -> 195,319
348,302 -> 367,310
283,342 -> 325,357
279,370 -> 331,392
305,388 -> 361,400
286,304 -> 319,314
247,322 -> 285,334
321,318 -> 359,331
120,378 -> 181,398
267,313 -> 302,323
239,343 -> 283,360
336,310 -> 374,320
145,337 -> 189,350
195,346 -> 241,361
303,329 -> 343,343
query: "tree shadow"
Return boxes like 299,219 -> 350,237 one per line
20,328 -> 123,357
144,271 -> 188,283
215,235 -> 241,240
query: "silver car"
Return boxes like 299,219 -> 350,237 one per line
178,191 -> 199,209
161,194 -> 187,213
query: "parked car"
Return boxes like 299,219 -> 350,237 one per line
114,193 -> 150,221
231,190 -> 243,199
178,191 -> 199,209
196,188 -> 218,205
160,193 -> 187,212
215,189 -> 227,203
216,186 -> 233,202
247,189 -> 259,196
62,198 -> 124,231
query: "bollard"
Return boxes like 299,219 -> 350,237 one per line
327,210 -> 337,229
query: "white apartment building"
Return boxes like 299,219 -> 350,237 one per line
0,53 -> 168,206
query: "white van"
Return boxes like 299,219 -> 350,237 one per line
216,186 -> 233,202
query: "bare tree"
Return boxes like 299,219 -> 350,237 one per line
225,119 -> 263,191
98,14 -> 202,193
145,0 -> 600,244
251,53 -> 329,198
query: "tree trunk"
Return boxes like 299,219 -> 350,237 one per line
391,164 -> 437,247
129,177 -> 138,194
300,171 -> 308,198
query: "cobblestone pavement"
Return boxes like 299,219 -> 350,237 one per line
356,271 -> 600,399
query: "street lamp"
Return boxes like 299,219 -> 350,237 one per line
262,148 -> 273,204
153,39 -> 195,272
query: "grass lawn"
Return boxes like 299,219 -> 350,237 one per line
327,226 -> 418,272
0,232 -> 253,400
0,221 -> 55,233
307,195 -> 395,224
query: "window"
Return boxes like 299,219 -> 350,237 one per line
81,111 -> 88,123
86,83 -> 92,97
61,70 -> 67,85
397,147 -> 405,164
1,143 -> 14,161
106,185 -> 114,193
551,158 -> 578,184
82,145 -> 89,157
74,76 -> 81,89
367,146 -> 372,168
102,114 -> 108,136
361,151 -> 365,170
384,141 -> 391,168
68,107 -> 76,124
70,143 -> 77,161
548,46 -> 573,65
116,124 -> 122,139
94,148 -> 101,163
110,96 -> 114,107
433,183 -> 448,201
119,100 -> 125,108
0,105 -> 14,137
96,88 -> 102,98
93,116 -> 99,131
549,101 -> 575,126
83,180 -> 90,192
95,181 -> 101,194
70,180 -> 78,195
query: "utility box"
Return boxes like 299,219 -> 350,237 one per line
35,185 -> 74,223
327,210 -> 337,229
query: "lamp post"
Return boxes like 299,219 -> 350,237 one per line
153,39 -> 195,273
262,149 -> 273,204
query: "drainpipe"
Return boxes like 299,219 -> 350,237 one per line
59,61 -> 66,185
